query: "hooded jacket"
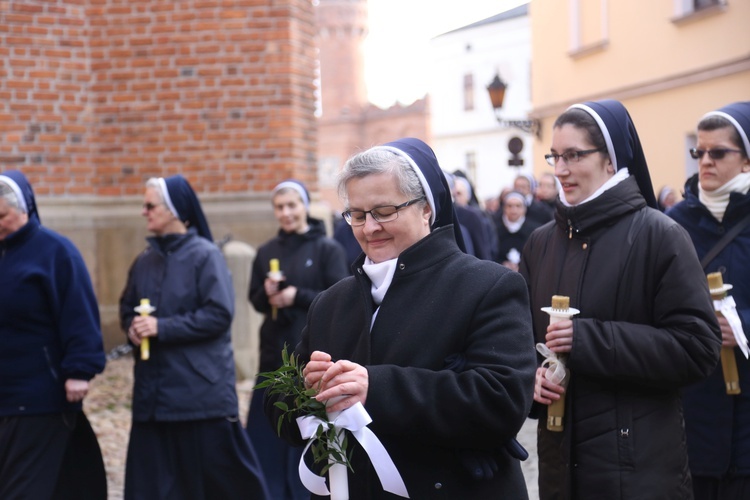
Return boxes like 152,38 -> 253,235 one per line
520,176 -> 721,499
249,217 -> 348,373
119,230 -> 239,421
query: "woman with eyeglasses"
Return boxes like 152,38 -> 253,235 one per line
119,175 -> 269,499
246,179 -> 348,500
667,101 -> 750,500
265,138 -> 536,498
520,100 -> 721,499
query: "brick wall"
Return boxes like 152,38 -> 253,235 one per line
0,0 -> 319,195
0,0 -> 320,350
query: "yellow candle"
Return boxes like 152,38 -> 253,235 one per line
268,259 -> 283,321
541,295 -> 579,432
708,272 -> 740,395
139,298 -> 151,361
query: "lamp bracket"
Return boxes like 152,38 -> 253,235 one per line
496,117 -> 542,139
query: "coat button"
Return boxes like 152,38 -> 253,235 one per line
620,428 -> 630,438
582,243 -> 588,250
357,268 -> 363,274
399,263 -> 405,270
434,482 -> 442,489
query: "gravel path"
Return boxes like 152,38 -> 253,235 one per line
86,355 -> 538,499
85,356 -> 254,499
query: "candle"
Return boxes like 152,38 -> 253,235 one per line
267,259 -> 285,321
326,396 -> 349,500
708,272 -> 741,395
134,298 -> 156,361
541,295 -> 580,432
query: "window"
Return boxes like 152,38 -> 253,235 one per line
463,73 -> 474,111
672,0 -> 726,22
695,0 -> 722,8
685,134 -> 698,179
465,151 -> 477,180
569,0 -> 609,56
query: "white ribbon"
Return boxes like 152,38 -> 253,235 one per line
536,343 -> 568,384
296,402 -> 409,498
714,296 -> 750,359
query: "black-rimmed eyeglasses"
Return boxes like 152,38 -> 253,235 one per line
544,148 -> 605,167
689,148 -> 744,160
342,198 -> 424,227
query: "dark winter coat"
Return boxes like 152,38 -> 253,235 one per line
667,173 -> 750,477
270,226 -> 537,499
520,176 -> 721,500
526,198 -> 555,226
249,217 -> 348,373
455,204 -> 496,260
494,217 -> 541,266
0,218 -> 105,416
120,230 -> 240,422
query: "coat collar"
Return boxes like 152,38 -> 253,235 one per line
146,228 -> 196,255
352,225 -> 462,278
554,176 -> 646,237
681,173 -> 750,224
1,217 -> 39,249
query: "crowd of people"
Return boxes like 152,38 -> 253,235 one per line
1,99 -> 747,500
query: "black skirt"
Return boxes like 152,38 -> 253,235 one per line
0,411 -> 107,500
125,417 -> 269,500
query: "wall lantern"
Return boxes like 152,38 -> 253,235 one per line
486,72 -> 541,139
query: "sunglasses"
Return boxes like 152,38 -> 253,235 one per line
143,202 -> 163,211
689,147 -> 744,160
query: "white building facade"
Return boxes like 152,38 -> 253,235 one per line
428,4 -> 537,205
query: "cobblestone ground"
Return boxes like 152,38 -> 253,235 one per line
86,356 -> 539,499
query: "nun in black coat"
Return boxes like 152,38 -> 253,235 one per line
267,138 -> 537,498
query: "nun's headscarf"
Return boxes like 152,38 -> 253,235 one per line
156,175 -> 213,241
0,170 -> 40,223
569,100 -> 658,209
272,180 -> 310,211
701,101 -> 750,155
378,138 -> 467,252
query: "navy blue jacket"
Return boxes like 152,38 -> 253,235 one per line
249,217 -> 348,372
0,218 -> 105,416
668,173 -> 750,477
120,230 -> 240,422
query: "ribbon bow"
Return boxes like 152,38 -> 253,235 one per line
296,402 -> 409,498
714,296 -> 749,359
536,343 -> 568,384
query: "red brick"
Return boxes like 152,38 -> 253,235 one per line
0,0 -> 317,197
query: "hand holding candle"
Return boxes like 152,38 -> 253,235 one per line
133,298 -> 156,361
539,295 -> 580,432
267,258 -> 285,321
707,272 -> 748,395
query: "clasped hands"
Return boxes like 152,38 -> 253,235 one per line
128,315 -> 158,346
534,319 -> 573,406
302,351 -> 369,414
264,277 -> 296,309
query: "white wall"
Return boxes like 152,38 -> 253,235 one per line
428,6 -> 537,204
